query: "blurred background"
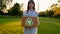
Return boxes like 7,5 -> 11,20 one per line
0,0 -> 60,34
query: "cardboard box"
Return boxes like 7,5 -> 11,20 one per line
22,16 -> 39,28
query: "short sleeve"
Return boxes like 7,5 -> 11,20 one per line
35,12 -> 39,17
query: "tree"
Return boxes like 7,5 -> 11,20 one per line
39,12 -> 45,17
0,0 -> 12,10
45,10 -> 54,17
8,3 -> 23,16
51,4 -> 60,17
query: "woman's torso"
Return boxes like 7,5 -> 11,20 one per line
23,9 -> 38,17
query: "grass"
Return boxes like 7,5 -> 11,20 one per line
0,16 -> 60,34
0,22 -> 23,34
0,16 -> 21,24
38,17 -> 60,34
0,16 -> 23,34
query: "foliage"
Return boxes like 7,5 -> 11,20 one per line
39,10 -> 54,17
0,0 -> 12,10
51,4 -> 60,17
8,3 -> 23,16
45,10 -> 54,17
39,12 -> 45,17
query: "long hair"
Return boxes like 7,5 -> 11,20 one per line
27,0 -> 35,14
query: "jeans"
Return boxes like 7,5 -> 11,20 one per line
24,27 -> 37,34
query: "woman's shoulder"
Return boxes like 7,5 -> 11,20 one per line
34,10 -> 38,14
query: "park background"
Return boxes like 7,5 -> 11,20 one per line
0,0 -> 60,34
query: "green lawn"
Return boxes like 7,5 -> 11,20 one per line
38,17 -> 60,34
0,17 -> 60,34
0,16 -> 21,24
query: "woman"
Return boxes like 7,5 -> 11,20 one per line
23,0 -> 39,34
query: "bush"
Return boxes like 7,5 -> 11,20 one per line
45,10 -> 54,17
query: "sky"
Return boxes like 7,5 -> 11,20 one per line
9,0 -> 58,12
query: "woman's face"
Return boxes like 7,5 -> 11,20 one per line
29,2 -> 34,9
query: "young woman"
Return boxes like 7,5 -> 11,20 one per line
23,0 -> 39,34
